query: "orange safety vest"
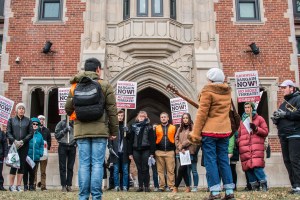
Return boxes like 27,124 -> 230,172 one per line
155,124 -> 176,144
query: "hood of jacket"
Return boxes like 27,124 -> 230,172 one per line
201,83 -> 231,95
69,71 -> 99,84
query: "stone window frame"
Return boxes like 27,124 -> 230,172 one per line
32,0 -> 68,24
151,0 -> 163,17
137,0 -> 149,17
19,77 -> 70,127
232,0 -> 266,24
228,77 -> 279,136
39,0 -> 63,21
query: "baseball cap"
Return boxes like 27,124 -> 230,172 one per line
279,80 -> 295,87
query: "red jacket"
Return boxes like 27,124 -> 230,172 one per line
238,114 -> 268,171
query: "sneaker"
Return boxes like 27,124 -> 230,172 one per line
136,187 -> 144,192
191,187 -> 198,192
66,186 -> 73,192
61,186 -> 67,192
41,186 -> 47,191
114,186 -> 120,191
0,185 -> 7,191
144,187 -> 151,192
165,187 -> 171,192
29,185 -> 35,191
153,187 -> 159,192
16,185 -> 23,192
123,187 -> 128,192
9,185 -> 17,192
24,185 -> 28,191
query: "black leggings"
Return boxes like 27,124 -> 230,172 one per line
10,145 -> 28,175
133,150 -> 150,188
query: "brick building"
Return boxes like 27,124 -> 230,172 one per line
0,0 -> 298,187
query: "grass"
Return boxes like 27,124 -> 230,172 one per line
0,187 -> 299,200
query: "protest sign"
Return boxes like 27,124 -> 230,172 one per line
235,71 -> 260,103
170,97 -> 189,124
116,81 -> 137,109
58,88 -> 70,115
0,95 -> 14,125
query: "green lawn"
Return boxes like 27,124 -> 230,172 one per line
0,188 -> 299,200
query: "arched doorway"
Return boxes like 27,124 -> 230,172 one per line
127,88 -> 171,125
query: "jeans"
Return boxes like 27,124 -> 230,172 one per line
202,136 -> 234,191
190,155 -> 199,187
113,153 -> 129,189
152,164 -> 159,188
246,167 -> 266,183
280,137 -> 300,188
77,138 -> 107,200
58,144 -> 76,186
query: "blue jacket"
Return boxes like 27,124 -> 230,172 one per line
28,130 -> 44,161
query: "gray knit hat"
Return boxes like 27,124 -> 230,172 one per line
15,102 -> 26,112
206,68 -> 225,83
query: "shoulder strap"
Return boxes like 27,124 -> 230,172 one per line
231,99 -> 237,113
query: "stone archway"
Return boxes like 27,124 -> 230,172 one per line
108,60 -> 198,124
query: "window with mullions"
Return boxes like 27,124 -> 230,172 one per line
152,0 -> 163,17
39,0 -> 62,21
123,0 -> 130,20
294,0 -> 300,19
170,0 -> 176,20
236,0 -> 260,21
137,0 -> 148,16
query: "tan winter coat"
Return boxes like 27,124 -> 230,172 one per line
189,83 -> 232,144
175,126 -> 198,155
65,71 -> 118,139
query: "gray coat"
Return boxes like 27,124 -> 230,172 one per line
54,120 -> 76,146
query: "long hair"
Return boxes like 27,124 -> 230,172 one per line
178,113 -> 193,132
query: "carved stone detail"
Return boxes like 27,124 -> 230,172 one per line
106,46 -> 137,79
163,46 -> 194,82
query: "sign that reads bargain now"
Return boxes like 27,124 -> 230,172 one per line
235,71 -> 260,103
58,88 -> 70,115
0,95 -> 14,125
170,97 -> 189,124
116,81 -> 137,109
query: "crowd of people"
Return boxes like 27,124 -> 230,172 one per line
0,59 -> 299,200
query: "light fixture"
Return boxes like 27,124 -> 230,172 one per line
248,42 -> 260,55
42,41 -> 53,54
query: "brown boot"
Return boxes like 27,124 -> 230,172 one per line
172,187 -> 178,193
185,187 -> 191,192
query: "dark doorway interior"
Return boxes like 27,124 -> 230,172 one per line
48,88 -> 61,132
127,88 -> 171,126
30,88 -> 45,118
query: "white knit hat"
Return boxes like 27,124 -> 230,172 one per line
15,102 -> 26,112
38,115 -> 45,119
206,68 -> 225,83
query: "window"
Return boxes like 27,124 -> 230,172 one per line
137,0 -> 148,16
297,37 -> 300,54
294,0 -> 300,19
0,0 -> 4,17
0,35 -> 3,54
236,0 -> 260,21
152,0 -> 163,17
39,0 -> 62,21
170,0 -> 176,20
124,0 -> 130,20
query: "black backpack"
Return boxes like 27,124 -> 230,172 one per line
73,77 -> 105,122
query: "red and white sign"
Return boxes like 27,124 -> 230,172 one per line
0,95 -> 14,125
58,88 -> 70,115
170,97 -> 189,124
235,71 -> 260,103
116,81 -> 137,109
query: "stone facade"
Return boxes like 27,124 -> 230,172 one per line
0,0 -> 298,187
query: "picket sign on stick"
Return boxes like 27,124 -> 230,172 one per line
235,71 -> 260,103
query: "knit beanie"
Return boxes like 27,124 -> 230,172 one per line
15,102 -> 26,112
31,117 -> 41,129
206,68 -> 225,83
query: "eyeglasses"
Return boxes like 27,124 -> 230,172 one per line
32,123 -> 39,126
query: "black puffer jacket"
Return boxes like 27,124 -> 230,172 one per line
0,130 -> 8,160
128,118 -> 155,155
276,91 -> 300,138
7,116 -> 33,145
40,126 -> 52,150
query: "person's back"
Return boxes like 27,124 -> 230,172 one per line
65,58 -> 118,200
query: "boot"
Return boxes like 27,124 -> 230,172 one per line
61,186 -> 67,192
204,193 -> 222,200
0,185 -> 7,191
185,187 -> 191,193
260,181 -> 268,192
136,187 -> 143,192
66,186 -> 73,192
29,185 -> 35,191
24,185 -> 28,191
144,187 -> 151,192
250,182 -> 260,191
221,193 -> 235,200
172,187 -> 178,193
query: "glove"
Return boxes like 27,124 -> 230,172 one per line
249,123 -> 258,132
271,117 -> 278,125
123,126 -> 129,132
187,131 -> 202,146
273,109 -> 286,119
272,111 -> 280,120
63,127 -> 70,133
14,140 -> 23,149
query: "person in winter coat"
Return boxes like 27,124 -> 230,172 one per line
7,103 -> 33,192
23,118 -> 44,191
128,111 -> 155,192
188,68 -> 235,200
238,102 -> 269,192
173,113 -> 197,193
108,109 -> 130,191
55,119 -> 77,192
34,115 -> 51,191
0,124 -> 8,191
272,80 -> 300,195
